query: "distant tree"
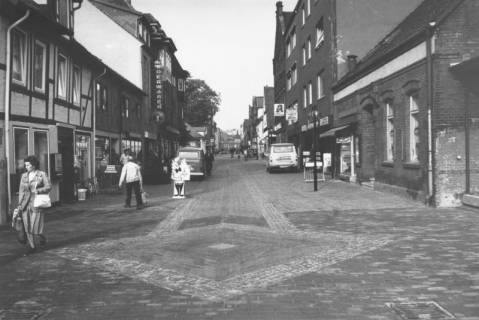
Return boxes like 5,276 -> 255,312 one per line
184,79 -> 221,126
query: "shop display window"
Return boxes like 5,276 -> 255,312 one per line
75,134 -> 91,185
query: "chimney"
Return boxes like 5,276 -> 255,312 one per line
276,1 -> 283,15
347,55 -> 358,72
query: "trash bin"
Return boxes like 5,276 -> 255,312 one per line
78,188 -> 87,201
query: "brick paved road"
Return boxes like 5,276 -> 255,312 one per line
1,156 -> 479,319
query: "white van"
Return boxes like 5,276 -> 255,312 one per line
266,143 -> 298,173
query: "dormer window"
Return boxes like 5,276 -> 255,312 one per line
55,0 -> 74,30
138,22 -> 149,44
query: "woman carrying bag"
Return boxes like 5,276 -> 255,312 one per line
16,155 -> 51,253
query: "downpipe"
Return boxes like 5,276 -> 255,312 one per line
4,10 -> 30,213
426,22 -> 436,206
92,68 -> 107,180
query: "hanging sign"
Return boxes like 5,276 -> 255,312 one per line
274,103 -> 285,117
286,104 -> 298,124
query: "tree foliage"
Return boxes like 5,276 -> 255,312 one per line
184,79 -> 221,126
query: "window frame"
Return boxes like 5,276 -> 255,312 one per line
11,29 -> 27,86
385,102 -> 395,161
307,37 -> 312,60
303,86 -> 307,108
291,64 -> 297,86
408,95 -> 420,162
317,73 -> 324,100
308,81 -> 313,105
33,129 -> 50,175
301,5 -> 306,26
56,53 -> 68,100
302,45 -> 306,66
72,64 -> 81,106
123,96 -> 130,118
315,18 -> 325,48
33,39 -> 47,92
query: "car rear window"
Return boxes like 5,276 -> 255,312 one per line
272,146 -> 294,153
179,151 -> 199,159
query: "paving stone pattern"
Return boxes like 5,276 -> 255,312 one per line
0,157 -> 478,319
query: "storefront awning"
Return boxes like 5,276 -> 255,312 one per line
319,125 -> 350,138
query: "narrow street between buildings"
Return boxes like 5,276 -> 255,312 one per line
1,156 -> 479,320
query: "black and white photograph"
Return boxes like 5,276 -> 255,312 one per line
1,0 -> 479,319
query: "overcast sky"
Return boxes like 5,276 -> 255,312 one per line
134,0 -> 297,132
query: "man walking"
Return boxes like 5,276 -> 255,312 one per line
118,156 -> 144,209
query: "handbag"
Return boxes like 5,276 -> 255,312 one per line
33,180 -> 51,208
141,190 -> 148,205
33,194 -> 51,208
12,209 -> 26,244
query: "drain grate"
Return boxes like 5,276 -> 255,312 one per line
386,301 -> 455,320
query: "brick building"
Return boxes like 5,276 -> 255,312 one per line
273,0 -> 422,171
332,0 -> 479,207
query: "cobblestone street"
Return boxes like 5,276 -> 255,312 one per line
1,157 -> 479,319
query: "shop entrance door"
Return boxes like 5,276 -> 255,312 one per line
58,127 -> 75,203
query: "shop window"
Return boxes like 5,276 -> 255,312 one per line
386,103 -> 394,161
57,54 -> 67,99
14,128 -> 28,177
338,137 -> 351,175
72,65 -> 81,105
12,29 -> 27,85
409,96 -> 419,162
75,134 -> 91,186
33,131 -> 49,173
33,40 -> 46,92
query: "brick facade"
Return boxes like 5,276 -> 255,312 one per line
332,0 -> 479,207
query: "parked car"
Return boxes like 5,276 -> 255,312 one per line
178,147 -> 206,179
266,143 -> 298,173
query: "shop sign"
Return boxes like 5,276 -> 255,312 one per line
274,103 -> 285,117
154,59 -> 163,110
274,123 -> 282,131
105,165 -> 117,174
336,137 -> 351,144
319,116 -> 329,126
301,124 -> 308,132
285,104 -> 298,124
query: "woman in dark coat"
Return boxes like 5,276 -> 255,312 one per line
17,155 -> 51,252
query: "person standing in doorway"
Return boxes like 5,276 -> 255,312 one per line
120,148 -> 130,166
17,155 -> 51,253
118,156 -> 144,209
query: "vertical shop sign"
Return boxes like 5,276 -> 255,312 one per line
154,59 -> 163,110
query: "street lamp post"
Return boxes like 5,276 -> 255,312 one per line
313,110 -> 318,191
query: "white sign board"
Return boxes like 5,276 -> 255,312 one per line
274,103 -> 285,117
286,104 -> 298,124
